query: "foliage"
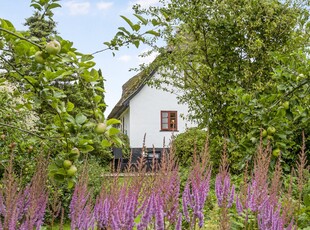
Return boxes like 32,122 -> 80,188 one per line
24,0 -> 59,39
173,128 -> 207,167
0,83 -> 40,183
0,0 -> 122,187
110,0 -> 310,172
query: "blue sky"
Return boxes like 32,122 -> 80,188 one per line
0,0 -> 160,116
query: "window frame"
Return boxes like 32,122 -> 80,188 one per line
160,111 -> 178,131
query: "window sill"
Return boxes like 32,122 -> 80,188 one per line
160,130 -> 179,132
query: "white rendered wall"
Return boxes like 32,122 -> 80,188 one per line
129,75 -> 195,148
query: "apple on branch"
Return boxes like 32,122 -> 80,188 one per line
45,40 -> 61,55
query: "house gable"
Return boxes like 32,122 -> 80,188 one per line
108,69 -> 195,149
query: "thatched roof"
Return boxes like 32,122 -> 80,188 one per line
108,69 -> 156,119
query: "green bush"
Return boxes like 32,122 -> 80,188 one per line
173,128 -> 207,167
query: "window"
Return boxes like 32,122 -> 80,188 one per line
161,111 -> 178,131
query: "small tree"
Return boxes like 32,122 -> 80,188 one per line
0,0 -> 122,187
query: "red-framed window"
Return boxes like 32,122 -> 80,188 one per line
161,111 -> 177,131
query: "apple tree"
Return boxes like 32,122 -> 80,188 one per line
0,0 -> 122,187
108,0 -> 310,171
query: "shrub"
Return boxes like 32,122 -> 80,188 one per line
173,128 -> 207,167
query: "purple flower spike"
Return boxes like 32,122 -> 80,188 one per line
215,173 -> 235,208
236,195 -> 243,215
176,213 -> 182,230
181,164 -> 211,228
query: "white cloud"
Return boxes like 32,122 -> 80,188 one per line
96,2 -> 113,11
128,0 -> 159,10
118,55 -> 132,62
64,1 -> 91,15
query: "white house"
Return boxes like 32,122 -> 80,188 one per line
108,69 -> 195,161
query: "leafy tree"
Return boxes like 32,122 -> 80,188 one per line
0,0 -> 122,187
110,0 -> 310,171
24,0 -> 59,39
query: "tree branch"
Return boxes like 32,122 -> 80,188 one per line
0,122 -> 60,140
0,27 -> 44,49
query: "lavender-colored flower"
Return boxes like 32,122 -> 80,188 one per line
137,193 -> 155,230
159,171 -> 180,224
236,195 -> 243,215
70,182 -> 95,230
257,201 -> 284,230
154,195 -> 164,230
228,185 -> 235,208
182,183 -> 190,222
113,186 -> 139,230
182,165 -> 211,228
176,213 -> 182,230
215,173 -> 235,208
94,195 -> 111,229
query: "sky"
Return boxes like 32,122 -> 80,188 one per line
0,0 -> 160,116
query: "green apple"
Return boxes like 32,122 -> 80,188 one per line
63,160 -> 72,169
28,145 -> 34,152
272,148 -> 281,157
95,123 -> 107,134
67,165 -> 77,176
262,129 -> 267,137
283,101 -> 289,110
69,147 -> 80,160
45,40 -> 61,55
34,51 -> 45,64
267,126 -> 276,135
296,73 -> 305,82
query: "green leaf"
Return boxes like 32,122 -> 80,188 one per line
75,113 -> 87,125
106,118 -> 121,126
151,19 -> 160,26
286,110 -> 293,120
49,3 -> 61,9
95,86 -> 105,92
133,40 -> 140,48
120,15 -> 135,31
81,145 -> 94,153
24,76 -> 38,85
93,95 -> 102,104
67,179 -> 75,189
118,27 -> 131,35
111,136 -> 122,146
134,14 -> 148,25
56,168 -> 67,175
54,174 -> 65,181
145,30 -> 160,36
108,127 -> 120,136
0,19 -> 15,30
101,139 -> 112,148
81,54 -> 94,62
30,3 -> 42,10
82,121 -> 96,129
132,24 -> 141,32
67,101 -> 74,112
